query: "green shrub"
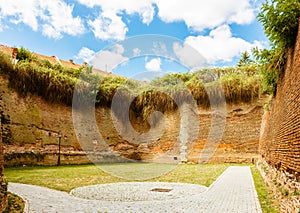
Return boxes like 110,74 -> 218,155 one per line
16,47 -> 36,62
255,0 -> 300,95
258,0 -> 300,49
0,51 -> 14,74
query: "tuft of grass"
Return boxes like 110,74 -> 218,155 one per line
2,192 -> 24,213
251,165 -> 280,213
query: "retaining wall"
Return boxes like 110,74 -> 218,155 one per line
259,23 -> 300,212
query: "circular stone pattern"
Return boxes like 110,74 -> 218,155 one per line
70,182 -> 207,202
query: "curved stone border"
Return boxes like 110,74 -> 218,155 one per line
9,192 -> 30,213
70,182 -> 207,201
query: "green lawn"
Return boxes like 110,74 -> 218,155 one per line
4,163 -> 229,192
4,163 -> 278,212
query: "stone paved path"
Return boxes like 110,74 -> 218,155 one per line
8,166 -> 262,213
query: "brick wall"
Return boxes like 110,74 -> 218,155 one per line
259,23 -> 300,212
259,23 -> 300,173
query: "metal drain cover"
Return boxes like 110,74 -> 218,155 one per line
150,188 -> 173,192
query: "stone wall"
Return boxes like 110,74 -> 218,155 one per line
259,23 -> 300,212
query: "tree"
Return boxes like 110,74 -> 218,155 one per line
258,0 -> 300,49
255,0 -> 300,95
237,51 -> 253,67
16,47 -> 35,62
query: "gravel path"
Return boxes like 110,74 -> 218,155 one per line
8,166 -> 262,213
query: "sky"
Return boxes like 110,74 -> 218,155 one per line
0,0 -> 269,79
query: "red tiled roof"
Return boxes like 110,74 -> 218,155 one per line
0,44 -> 116,77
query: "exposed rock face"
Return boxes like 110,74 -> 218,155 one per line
0,65 -> 265,166
0,73 -> 265,166
112,142 -> 139,160
259,23 -> 300,212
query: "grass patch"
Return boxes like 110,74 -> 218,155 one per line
4,163 -> 230,192
4,164 -> 122,192
3,192 -> 24,213
151,163 -> 229,186
250,165 -> 280,213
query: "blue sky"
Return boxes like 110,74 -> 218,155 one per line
0,0 -> 268,79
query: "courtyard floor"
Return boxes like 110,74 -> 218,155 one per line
8,166 -> 262,213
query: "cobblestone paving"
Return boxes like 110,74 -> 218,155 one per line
8,166 -> 262,213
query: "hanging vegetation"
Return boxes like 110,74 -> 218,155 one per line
0,49 -> 262,121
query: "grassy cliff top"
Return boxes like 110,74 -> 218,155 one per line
0,47 -> 263,120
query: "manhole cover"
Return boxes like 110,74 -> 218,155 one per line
150,188 -> 173,192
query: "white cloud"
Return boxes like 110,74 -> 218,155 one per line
39,1 -> 85,39
75,47 -> 96,62
88,11 -> 128,40
79,0 -> 257,41
0,0 -> 40,31
90,44 -> 128,72
113,44 -> 125,54
78,0 -> 255,31
79,0 -> 154,40
145,58 -> 161,72
0,0 -> 85,39
133,48 -> 141,56
152,42 -> 168,56
173,42 -> 206,69
0,0 -> 260,44
181,25 -> 262,64
155,0 -> 255,31
78,0 -> 155,25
